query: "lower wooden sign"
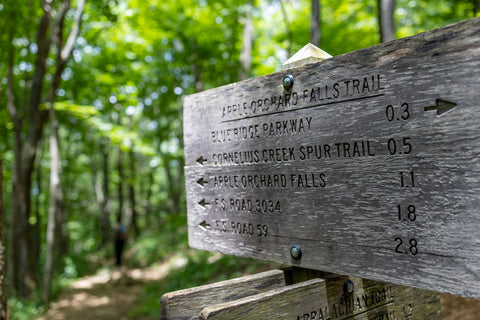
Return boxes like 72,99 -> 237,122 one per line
161,269 -> 286,320
200,278 -> 327,320
161,269 -> 440,320
319,272 -> 440,320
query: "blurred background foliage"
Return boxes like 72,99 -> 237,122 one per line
0,0 -> 477,318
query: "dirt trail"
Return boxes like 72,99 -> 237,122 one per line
37,263 -> 174,320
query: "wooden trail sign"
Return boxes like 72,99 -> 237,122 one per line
161,269 -> 287,320
199,272 -> 439,320
199,278 -> 328,320
161,269 -> 440,320
184,17 -> 480,298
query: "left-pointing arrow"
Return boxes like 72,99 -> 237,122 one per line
198,199 -> 210,208
197,177 -> 208,187
198,220 -> 211,231
196,156 -> 207,165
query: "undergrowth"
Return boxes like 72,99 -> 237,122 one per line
9,213 -> 273,319
127,213 -> 273,319
128,251 -> 271,319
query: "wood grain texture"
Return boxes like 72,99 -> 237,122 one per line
184,17 -> 480,298
160,269 -> 286,320
289,269 -> 440,320
199,278 -> 327,320
198,270 -> 440,320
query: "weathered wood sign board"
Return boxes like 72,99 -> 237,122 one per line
161,269 -> 287,320
184,17 -> 480,298
161,269 -> 440,319
314,272 -> 440,320
200,278 -> 328,320
199,272 -> 439,320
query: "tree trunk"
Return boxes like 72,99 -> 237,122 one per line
192,63 -> 203,93
144,170 -> 154,225
163,154 -> 177,214
279,0 -> 293,58
6,8 -> 48,295
128,148 -> 139,238
43,102 -> 63,307
474,0 -> 478,17
377,0 -> 396,43
310,0 -> 321,46
32,144 -> 45,283
42,0 -> 85,305
101,144 -> 111,245
5,0 -> 81,297
92,151 -> 108,248
117,145 -> 124,224
156,138 -> 180,215
239,0 -> 254,80
127,117 -> 139,237
0,124 -> 8,320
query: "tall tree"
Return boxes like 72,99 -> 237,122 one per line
43,0 -> 85,306
310,0 -> 321,46
0,126 -> 7,320
128,118 -> 139,238
102,143 -> 112,245
6,0 -> 50,296
279,0 -> 293,57
378,0 -> 396,42
117,114 -> 124,224
239,0 -> 254,80
3,0 -> 86,297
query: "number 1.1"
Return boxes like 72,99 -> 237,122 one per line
400,171 -> 415,188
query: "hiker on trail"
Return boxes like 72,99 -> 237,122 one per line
114,219 -> 127,266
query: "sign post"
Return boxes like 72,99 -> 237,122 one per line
184,17 -> 480,299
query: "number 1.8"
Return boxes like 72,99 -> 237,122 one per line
398,204 -> 416,222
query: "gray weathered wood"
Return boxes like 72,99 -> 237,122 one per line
299,270 -> 440,319
198,270 -> 440,320
160,269 -> 286,320
184,17 -> 480,298
199,278 -> 327,320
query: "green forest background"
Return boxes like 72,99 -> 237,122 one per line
0,0 -> 478,318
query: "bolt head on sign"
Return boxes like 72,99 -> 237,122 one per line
343,280 -> 354,295
290,245 -> 302,260
283,74 -> 294,91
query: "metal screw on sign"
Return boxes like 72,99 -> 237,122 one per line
290,245 -> 302,260
283,74 -> 294,91
343,280 -> 354,295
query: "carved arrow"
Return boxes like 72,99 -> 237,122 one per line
197,177 -> 208,187
424,99 -> 457,116
196,156 -> 208,165
198,220 -> 211,231
198,199 -> 210,208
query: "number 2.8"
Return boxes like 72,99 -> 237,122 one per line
395,237 -> 418,255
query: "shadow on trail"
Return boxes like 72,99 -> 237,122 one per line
37,266 -> 168,320
38,252 -> 272,320
129,251 -> 273,318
